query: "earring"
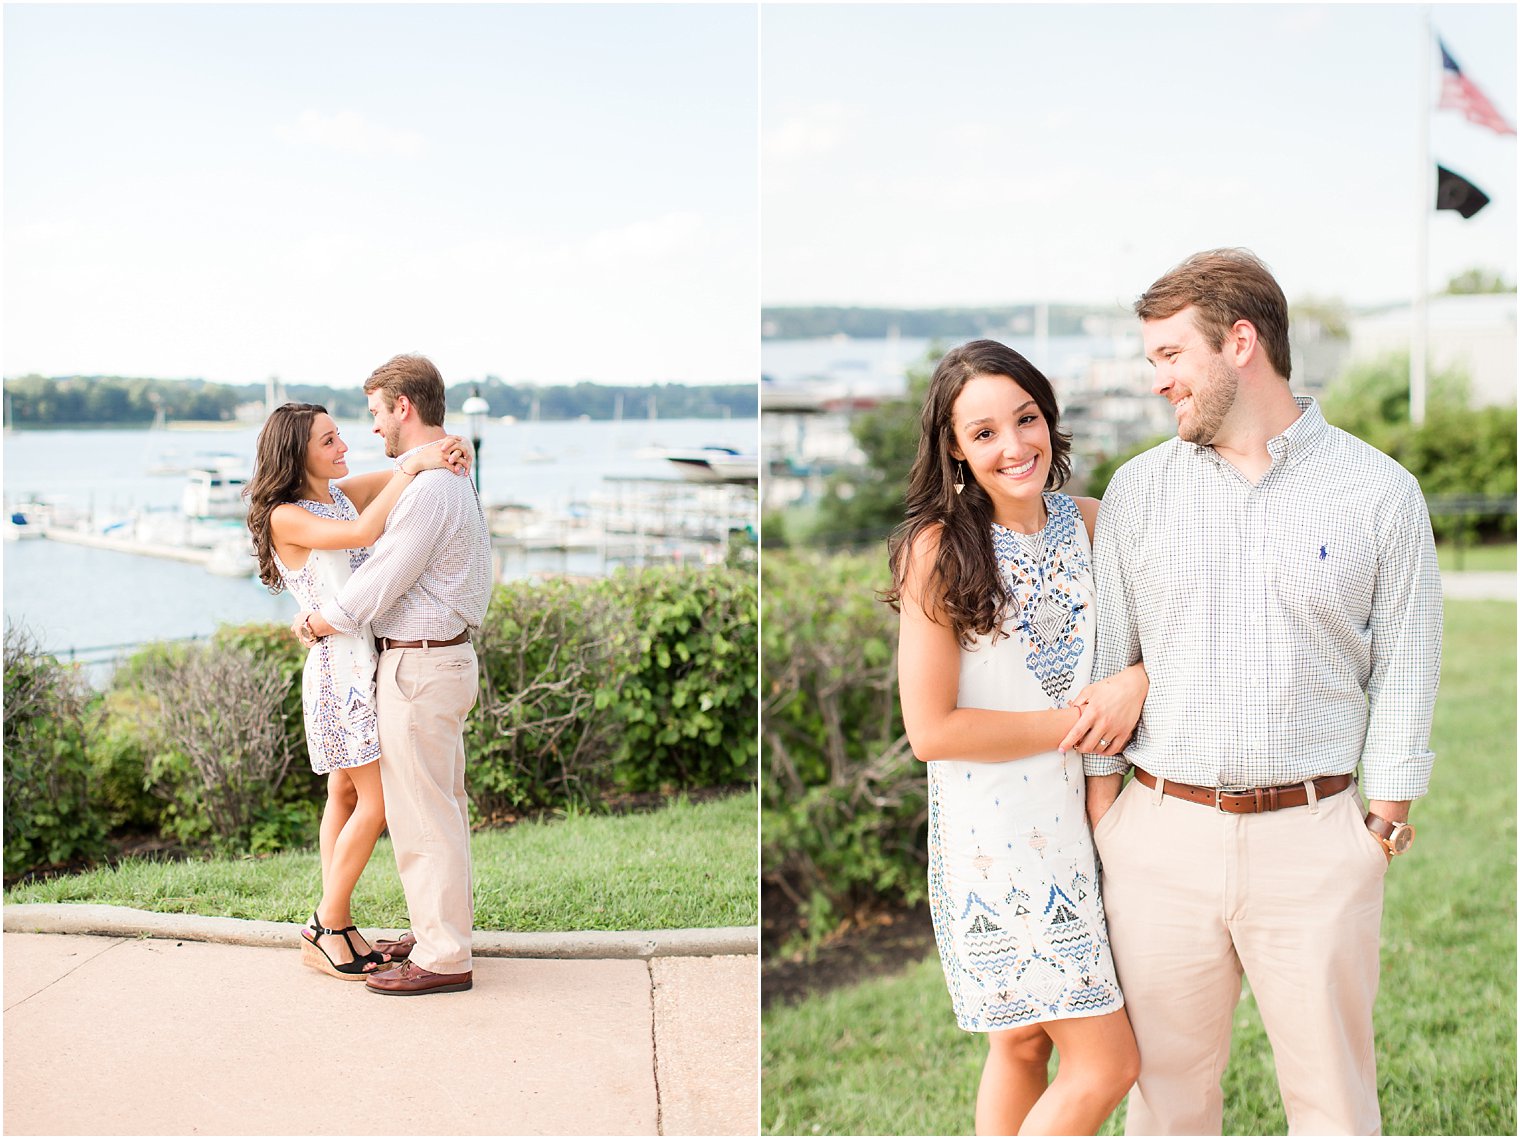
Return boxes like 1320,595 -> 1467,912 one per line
954,461 -> 966,496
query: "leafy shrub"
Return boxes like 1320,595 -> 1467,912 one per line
89,685 -> 172,833
130,639 -> 304,852
601,565 -> 758,791
100,630 -> 319,853
1381,405 -> 1518,542
761,550 -> 924,946
27,565 -> 758,870
469,567 -> 758,812
213,623 -> 311,771
3,626 -> 108,879
470,576 -> 621,815
1320,351 -> 1516,541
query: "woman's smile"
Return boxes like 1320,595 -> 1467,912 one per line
997,455 -> 1039,480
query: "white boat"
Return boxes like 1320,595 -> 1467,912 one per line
664,446 -> 759,484
485,502 -> 536,538
147,446 -> 242,478
206,533 -> 257,577
182,458 -> 250,519
5,509 -> 47,540
4,499 -> 88,541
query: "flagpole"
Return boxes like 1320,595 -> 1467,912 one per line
1411,10 -> 1431,426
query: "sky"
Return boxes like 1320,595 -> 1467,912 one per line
5,4 -> 759,387
761,3 -> 1517,311
6,4 -> 1514,389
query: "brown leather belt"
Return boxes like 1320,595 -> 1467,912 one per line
378,632 -> 470,652
1132,767 -> 1353,814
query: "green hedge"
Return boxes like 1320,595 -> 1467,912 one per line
761,550 -> 923,947
3,565 -> 757,880
3,628 -> 108,878
470,565 -> 758,815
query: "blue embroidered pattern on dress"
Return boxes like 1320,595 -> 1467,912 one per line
991,494 -> 1090,705
291,486 -> 372,573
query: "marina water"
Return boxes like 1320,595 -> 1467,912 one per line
3,414 -> 757,668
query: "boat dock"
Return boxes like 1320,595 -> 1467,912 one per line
36,525 -> 214,567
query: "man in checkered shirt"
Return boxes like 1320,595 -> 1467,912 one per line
301,354 -> 494,997
1083,249 -> 1442,1135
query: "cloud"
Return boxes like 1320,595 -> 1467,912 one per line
764,101 -> 861,161
275,110 -> 426,158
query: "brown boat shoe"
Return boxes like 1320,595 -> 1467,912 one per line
364,959 -> 473,996
370,931 -> 416,961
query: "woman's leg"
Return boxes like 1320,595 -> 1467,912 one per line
312,760 -> 387,965
976,1025 -> 1054,1135
1017,1009 -> 1139,1136
318,769 -> 358,899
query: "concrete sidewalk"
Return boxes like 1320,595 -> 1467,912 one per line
1442,570 -> 1515,602
3,916 -> 758,1135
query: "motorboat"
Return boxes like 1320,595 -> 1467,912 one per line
182,457 -> 250,519
663,446 -> 759,484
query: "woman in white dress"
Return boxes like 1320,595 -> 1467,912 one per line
246,402 -> 469,980
886,341 -> 1145,1134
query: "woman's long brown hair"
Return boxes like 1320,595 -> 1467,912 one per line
883,340 -> 1072,647
245,402 -> 328,592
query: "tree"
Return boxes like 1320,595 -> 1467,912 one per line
806,348 -> 938,548
1319,351 -> 1514,541
1444,268 -> 1515,295
1083,434 -> 1170,502
1290,296 -> 1351,339
1319,351 -> 1469,449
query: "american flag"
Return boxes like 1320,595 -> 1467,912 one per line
1438,38 -> 1516,136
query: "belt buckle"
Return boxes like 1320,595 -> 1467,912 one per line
1214,785 -> 1251,813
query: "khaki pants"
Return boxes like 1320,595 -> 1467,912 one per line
1094,775 -> 1387,1136
376,642 -> 479,975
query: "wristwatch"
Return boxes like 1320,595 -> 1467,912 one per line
1365,813 -> 1415,857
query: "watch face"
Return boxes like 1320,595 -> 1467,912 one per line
1390,825 -> 1414,854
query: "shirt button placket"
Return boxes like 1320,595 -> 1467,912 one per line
1248,486 -> 1270,777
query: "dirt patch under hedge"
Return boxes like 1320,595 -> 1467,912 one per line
762,886 -> 936,1010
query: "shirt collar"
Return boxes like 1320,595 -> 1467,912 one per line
394,440 -> 438,469
1187,395 -> 1326,472
1267,396 -> 1327,470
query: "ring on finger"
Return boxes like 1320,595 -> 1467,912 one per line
1098,738 -> 1110,747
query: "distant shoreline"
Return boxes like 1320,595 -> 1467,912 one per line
6,413 -> 761,432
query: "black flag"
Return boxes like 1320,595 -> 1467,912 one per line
1436,165 -> 1490,219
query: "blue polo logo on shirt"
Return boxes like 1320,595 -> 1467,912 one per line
1319,545 -> 1329,560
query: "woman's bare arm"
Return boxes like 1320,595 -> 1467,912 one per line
271,443 -> 462,557
335,470 -> 395,514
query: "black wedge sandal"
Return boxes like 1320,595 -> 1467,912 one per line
300,910 -> 382,982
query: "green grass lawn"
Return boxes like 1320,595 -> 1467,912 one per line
6,788 -> 758,932
1437,541 -> 1516,573
762,600 -> 1516,1136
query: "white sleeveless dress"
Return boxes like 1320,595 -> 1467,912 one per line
272,485 -> 381,774
926,492 -> 1124,1031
